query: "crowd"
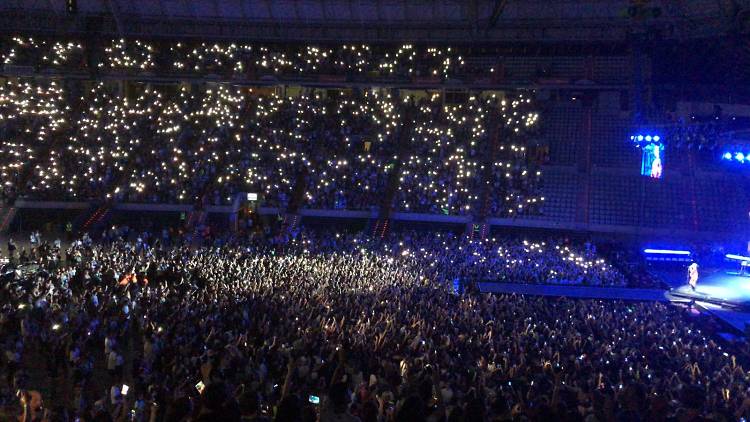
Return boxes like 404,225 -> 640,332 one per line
1,37 -> 85,71
355,230 -> 629,287
0,77 -> 542,217
1,37 -> 493,82
0,227 -> 747,422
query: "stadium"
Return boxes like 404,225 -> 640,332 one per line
1,0 -> 750,420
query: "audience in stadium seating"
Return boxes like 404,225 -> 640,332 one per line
1,38 -> 489,82
0,79 -> 542,217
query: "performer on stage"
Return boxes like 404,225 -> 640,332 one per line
650,145 -> 663,178
688,262 -> 699,291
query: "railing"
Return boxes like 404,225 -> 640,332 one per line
7,199 -> 739,241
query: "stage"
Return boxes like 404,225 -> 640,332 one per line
668,270 -> 750,310
663,270 -> 750,333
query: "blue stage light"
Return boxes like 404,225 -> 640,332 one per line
643,249 -> 691,255
637,135 -> 644,141
630,135 -> 635,141
736,152 -> 745,162
653,136 -> 660,142
645,135 -> 652,142
726,253 -> 750,262
723,152 -> 733,160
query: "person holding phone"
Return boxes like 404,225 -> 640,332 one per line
194,382 -> 235,422
238,390 -> 270,422
319,382 -> 360,422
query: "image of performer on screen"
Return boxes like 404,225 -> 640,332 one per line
688,262 -> 699,291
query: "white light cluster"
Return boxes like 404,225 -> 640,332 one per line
396,92 -> 542,216
0,80 -> 542,214
0,80 -> 68,190
171,42 -> 254,73
1,36 -> 83,67
100,39 -> 155,70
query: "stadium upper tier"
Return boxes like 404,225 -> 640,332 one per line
0,78 -> 543,217
0,37 -> 747,235
0,37 -> 635,86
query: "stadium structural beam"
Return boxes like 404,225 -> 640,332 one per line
286,167 -> 309,215
373,95 -> 415,236
0,10 -> 734,43
487,0 -> 509,30
574,97 -> 593,226
469,107 -> 501,241
348,0 -> 357,23
476,116 -> 500,223
293,0 -> 303,23
105,0 -> 125,38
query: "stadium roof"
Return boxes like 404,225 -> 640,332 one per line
0,0 -> 746,43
